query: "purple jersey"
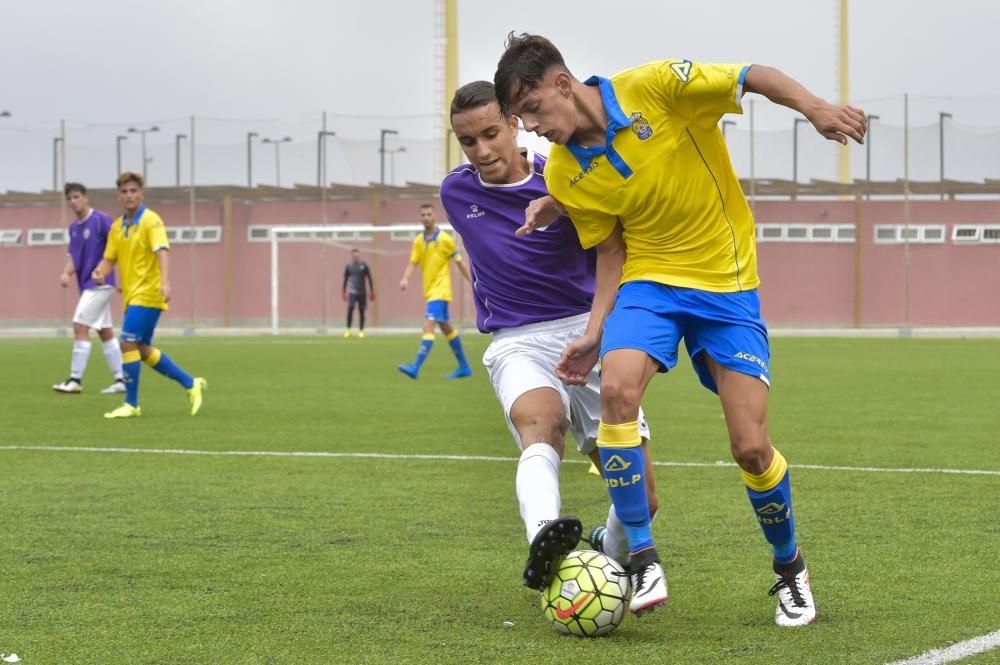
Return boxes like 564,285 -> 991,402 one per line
442,151 -> 595,333
68,209 -> 115,291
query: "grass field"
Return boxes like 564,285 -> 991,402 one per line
0,335 -> 997,664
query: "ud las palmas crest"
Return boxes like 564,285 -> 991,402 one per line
630,112 -> 653,140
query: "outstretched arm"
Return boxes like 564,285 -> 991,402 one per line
743,65 -> 867,145
516,194 -> 566,237
399,262 -> 417,290
454,256 -> 472,284
555,223 -> 626,385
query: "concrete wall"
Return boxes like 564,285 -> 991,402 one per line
2,196 -> 998,328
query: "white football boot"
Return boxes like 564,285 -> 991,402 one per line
53,378 -> 82,393
629,553 -> 668,616
769,557 -> 817,627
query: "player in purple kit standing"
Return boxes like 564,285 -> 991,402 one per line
52,182 -> 126,394
443,81 -> 657,595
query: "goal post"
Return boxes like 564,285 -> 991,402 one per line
268,223 -> 463,335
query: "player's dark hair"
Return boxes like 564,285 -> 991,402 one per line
116,171 -> 144,189
64,182 -> 87,197
451,81 -> 506,118
419,203 -> 434,210
494,32 -> 569,115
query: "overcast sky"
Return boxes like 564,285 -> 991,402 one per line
2,0 -> 998,190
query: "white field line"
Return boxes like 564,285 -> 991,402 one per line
885,629 -> 1000,665
0,445 -> 997,476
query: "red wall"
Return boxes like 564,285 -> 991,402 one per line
2,197 -> 998,328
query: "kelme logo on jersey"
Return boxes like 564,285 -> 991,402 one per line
670,59 -> 693,83
629,112 -> 653,140
466,203 -> 486,219
603,455 -> 631,473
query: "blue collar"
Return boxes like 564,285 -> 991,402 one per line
423,227 -> 440,243
122,205 -> 146,238
565,76 -> 634,171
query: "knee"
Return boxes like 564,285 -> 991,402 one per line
517,414 -> 567,450
729,425 -> 771,471
600,375 -> 643,421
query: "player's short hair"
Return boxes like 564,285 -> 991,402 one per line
419,203 -> 434,210
64,182 -> 87,197
351,248 -> 360,254
451,81 -> 506,118
494,32 -> 569,116
116,171 -> 144,189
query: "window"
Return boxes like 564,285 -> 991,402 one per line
27,228 -> 67,246
953,224 -> 1000,244
0,229 -> 22,247
756,223 -> 855,243
874,224 -> 946,244
164,225 -> 222,244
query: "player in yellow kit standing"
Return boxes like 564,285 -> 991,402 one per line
398,203 -> 473,379
496,33 -> 866,622
92,172 -> 206,419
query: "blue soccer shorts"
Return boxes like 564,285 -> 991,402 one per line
120,305 -> 163,346
425,299 -> 451,323
600,281 -> 771,393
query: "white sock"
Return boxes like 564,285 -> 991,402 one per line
603,504 -> 630,565
516,443 -> 562,544
70,341 -> 92,380
102,337 -> 124,379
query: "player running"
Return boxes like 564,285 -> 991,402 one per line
92,172 -> 206,419
442,81 -> 656,597
52,182 -> 125,395
496,33 -> 866,624
397,204 -> 473,379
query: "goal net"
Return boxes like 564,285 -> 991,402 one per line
268,224 -> 474,334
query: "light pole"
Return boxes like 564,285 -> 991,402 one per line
53,136 -> 63,191
939,111 -> 952,200
379,129 -> 398,185
261,137 -> 291,187
175,133 -> 187,187
865,114 -> 880,188
386,146 -> 407,186
317,130 -> 336,186
792,117 -> 808,184
127,125 -> 160,182
721,120 -> 736,140
115,135 -> 129,177
247,131 -> 258,188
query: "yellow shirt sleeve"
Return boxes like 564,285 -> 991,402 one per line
564,204 -> 618,250
441,230 -> 458,258
409,235 -> 424,264
103,219 -> 121,261
655,60 -> 749,130
146,214 -> 170,252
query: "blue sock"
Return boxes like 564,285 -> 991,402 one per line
122,352 -> 141,407
597,421 -> 653,554
145,348 -> 194,390
744,450 -> 798,563
446,331 -> 469,368
413,335 -> 434,369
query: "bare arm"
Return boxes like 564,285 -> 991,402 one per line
399,262 -> 417,290
157,249 -> 171,303
516,194 -> 566,237
91,258 -> 116,286
454,256 -> 472,284
60,256 -> 75,287
743,65 -> 867,145
555,224 -> 627,385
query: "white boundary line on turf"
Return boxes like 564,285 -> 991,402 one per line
0,445 -> 998,476
885,629 -> 1000,665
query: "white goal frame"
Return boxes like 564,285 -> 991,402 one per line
269,224 -> 455,334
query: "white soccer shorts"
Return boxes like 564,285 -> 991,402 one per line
72,286 -> 115,330
482,312 -> 651,455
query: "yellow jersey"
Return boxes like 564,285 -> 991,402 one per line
545,60 -> 758,292
409,228 -> 459,302
104,206 -> 171,310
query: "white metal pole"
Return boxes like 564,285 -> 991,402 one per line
188,115 -> 196,333
902,93 -> 911,330
271,231 -> 279,335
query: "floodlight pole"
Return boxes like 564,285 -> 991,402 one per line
115,135 -> 129,178
262,137 -> 291,187
175,133 -> 187,187
317,130 -> 336,187
247,132 -> 258,188
792,117 -> 808,185
128,125 -> 160,182
865,114 -> 879,198
721,120 -> 735,140
379,129 -> 398,185
939,111 -> 952,200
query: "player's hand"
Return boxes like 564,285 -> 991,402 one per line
805,101 -> 867,145
91,269 -> 105,285
60,273 -> 71,287
341,292 -> 348,301
368,292 -> 376,301
161,283 -> 172,303
516,195 -> 564,237
555,333 -> 601,386
399,278 -> 408,290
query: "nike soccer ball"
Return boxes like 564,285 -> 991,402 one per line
541,549 -> 630,637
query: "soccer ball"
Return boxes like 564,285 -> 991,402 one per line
541,549 -> 630,637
